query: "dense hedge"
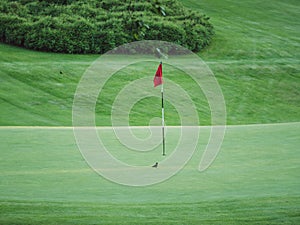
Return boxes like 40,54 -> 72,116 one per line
0,0 -> 214,53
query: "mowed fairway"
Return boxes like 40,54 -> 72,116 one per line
0,123 -> 299,224
1,0 -> 300,224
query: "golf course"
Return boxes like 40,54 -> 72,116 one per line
1,0 -> 299,224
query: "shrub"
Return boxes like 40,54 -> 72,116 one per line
0,0 -> 214,53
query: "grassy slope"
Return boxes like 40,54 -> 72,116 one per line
0,44 -> 97,125
180,0 -> 300,124
0,0 -> 299,126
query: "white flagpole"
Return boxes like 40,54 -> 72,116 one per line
156,48 -> 168,156
161,65 -> 166,156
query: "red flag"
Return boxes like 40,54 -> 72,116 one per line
153,63 -> 163,87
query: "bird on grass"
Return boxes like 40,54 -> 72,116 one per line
152,162 -> 158,168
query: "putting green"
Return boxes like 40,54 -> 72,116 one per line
0,123 -> 299,224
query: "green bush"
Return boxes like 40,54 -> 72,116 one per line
0,0 -> 214,53
0,15 -> 27,45
144,18 -> 186,46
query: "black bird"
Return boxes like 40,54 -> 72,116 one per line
152,162 -> 158,168
59,71 -> 63,74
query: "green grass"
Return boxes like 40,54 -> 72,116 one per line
1,196 -> 298,224
179,0 -> 300,124
179,0 -> 300,60
1,0 -> 300,224
0,123 -> 299,224
0,44 -> 97,125
0,1 -> 299,126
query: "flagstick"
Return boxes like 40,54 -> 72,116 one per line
161,67 -> 166,156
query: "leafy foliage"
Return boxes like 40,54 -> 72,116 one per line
0,0 -> 214,53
